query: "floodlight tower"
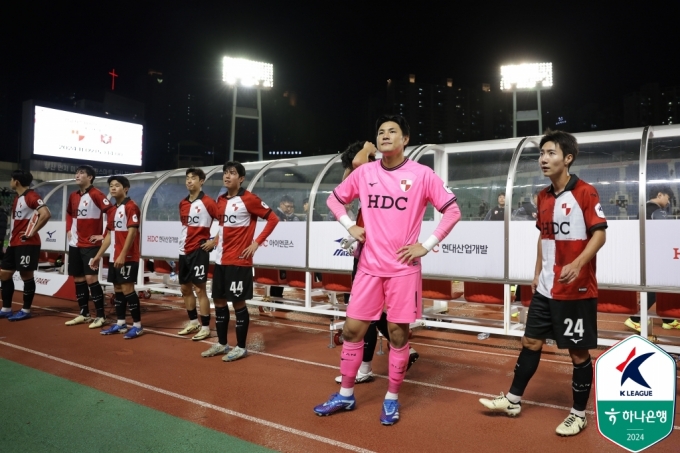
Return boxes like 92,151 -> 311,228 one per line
500,63 -> 553,137
223,57 -> 274,162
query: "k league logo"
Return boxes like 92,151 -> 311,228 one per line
595,335 -> 676,452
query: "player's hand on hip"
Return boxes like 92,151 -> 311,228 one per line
558,263 -> 581,284
240,241 -> 259,259
201,238 -> 216,252
396,243 -> 428,264
348,225 -> 365,243
89,234 -> 104,243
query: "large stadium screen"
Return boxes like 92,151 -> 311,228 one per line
33,106 -> 143,167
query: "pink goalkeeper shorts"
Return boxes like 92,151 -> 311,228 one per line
347,269 -> 422,324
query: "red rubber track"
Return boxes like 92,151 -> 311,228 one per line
0,292 -> 677,452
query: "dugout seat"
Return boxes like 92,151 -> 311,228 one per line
153,260 -> 174,274
253,268 -> 288,286
655,293 -> 680,319
597,289 -> 638,314
422,279 -> 463,300
321,273 -> 352,293
286,270 -> 322,289
464,282 -> 506,305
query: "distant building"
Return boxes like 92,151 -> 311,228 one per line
384,75 -> 512,145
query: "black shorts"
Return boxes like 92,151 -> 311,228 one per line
211,265 -> 253,301
1,245 -> 40,272
178,248 -> 210,285
68,246 -> 99,276
525,292 -> 598,350
107,261 -> 140,285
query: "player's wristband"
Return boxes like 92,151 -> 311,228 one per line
338,215 -> 356,231
422,235 -> 439,252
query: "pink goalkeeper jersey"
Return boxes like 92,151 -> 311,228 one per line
332,159 -> 457,277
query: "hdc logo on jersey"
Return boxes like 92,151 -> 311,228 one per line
400,179 -> 412,192
595,335 -> 676,452
561,202 -> 572,216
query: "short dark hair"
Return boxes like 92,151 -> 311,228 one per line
11,170 -> 33,187
107,175 -> 130,189
223,161 -> 246,178
280,195 -> 294,205
650,185 -> 673,199
76,165 -> 96,183
186,167 -> 206,181
303,197 -> 310,204
498,192 -> 506,196
340,141 -> 366,170
540,129 -> 579,169
375,114 -> 410,138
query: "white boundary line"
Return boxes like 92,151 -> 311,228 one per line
0,340 -> 375,453
13,301 -> 680,430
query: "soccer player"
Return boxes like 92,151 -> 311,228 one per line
177,168 -> 219,340
90,176 -> 144,339
64,165 -> 113,328
314,115 -> 461,425
479,130 -> 607,436
0,170 -> 51,321
200,161 -> 279,361
333,140 -> 419,386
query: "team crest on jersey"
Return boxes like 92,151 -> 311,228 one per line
400,179 -> 413,192
443,183 -> 453,194
595,203 -> 606,219
261,201 -> 269,209
37,199 -> 44,206
103,198 -> 110,205
561,202 -> 572,216
132,214 -> 139,222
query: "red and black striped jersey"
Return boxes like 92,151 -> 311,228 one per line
67,185 -> 113,247
178,192 -> 219,255
10,189 -> 46,247
535,175 -> 608,300
106,198 -> 141,262
213,188 -> 279,266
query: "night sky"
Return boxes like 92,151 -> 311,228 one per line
3,2 -> 680,163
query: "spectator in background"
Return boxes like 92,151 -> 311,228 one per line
484,192 -> 505,221
625,185 -> 679,331
512,190 -> 540,221
303,197 -> 323,221
270,194 -> 299,299
274,195 -> 299,222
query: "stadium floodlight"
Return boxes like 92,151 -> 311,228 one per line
500,63 -> 552,91
500,62 -> 553,137
222,57 -> 273,88
223,57 -> 274,162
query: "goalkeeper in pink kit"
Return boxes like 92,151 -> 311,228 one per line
314,115 -> 461,425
